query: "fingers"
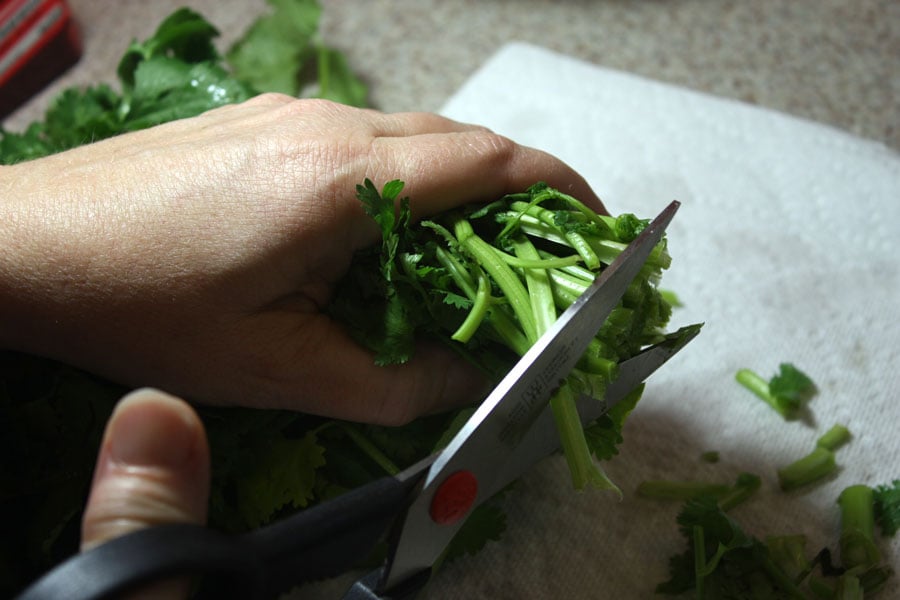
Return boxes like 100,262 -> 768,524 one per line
248,314 -> 489,426
81,388 -> 210,597
368,128 -> 605,220
369,110 -> 491,138
227,96 -> 602,216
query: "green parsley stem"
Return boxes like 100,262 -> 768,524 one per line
838,484 -> 880,570
549,382 -> 619,493
735,369 -> 782,415
453,218 -> 538,343
434,245 -> 477,298
497,251 -> 582,270
338,423 -> 400,476
777,447 -> 836,491
511,235 -> 557,337
636,481 -> 732,501
817,424 -> 852,451
547,269 -> 589,298
693,524 -> 707,600
509,201 -> 600,269
451,270 -> 492,343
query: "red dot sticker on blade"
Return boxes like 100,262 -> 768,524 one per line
429,470 -> 478,525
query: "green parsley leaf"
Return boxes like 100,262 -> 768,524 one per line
235,431 -> 325,529
124,59 -> 253,130
0,86 -> 121,164
583,384 -> 643,461
442,292 -> 472,310
613,213 -> 648,242
226,0 -> 368,105
873,479 -> 900,537
117,7 -> 220,89
735,362 -> 817,420
313,46 -> 369,107
769,363 -> 816,409
226,0 -> 321,96
441,500 -> 507,563
657,496 -> 805,597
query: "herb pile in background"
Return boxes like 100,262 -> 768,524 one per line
0,0 -> 367,165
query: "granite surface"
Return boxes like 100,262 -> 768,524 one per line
5,0 -> 899,151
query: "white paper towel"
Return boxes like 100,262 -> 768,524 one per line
437,42 -> 900,599
302,43 -> 900,599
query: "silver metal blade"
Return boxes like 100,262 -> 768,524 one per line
379,200 -> 680,590
484,323 -> 701,499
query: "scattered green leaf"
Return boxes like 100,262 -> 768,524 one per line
736,363 -> 817,420
873,479 -> 900,537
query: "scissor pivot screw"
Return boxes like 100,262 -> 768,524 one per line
429,470 -> 478,525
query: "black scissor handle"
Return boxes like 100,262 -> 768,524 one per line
16,523 -> 260,600
17,473 -> 422,600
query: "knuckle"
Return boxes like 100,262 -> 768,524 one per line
245,91 -> 296,107
451,128 -> 519,170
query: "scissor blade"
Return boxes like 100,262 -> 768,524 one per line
484,323 -> 701,499
378,200 -> 680,591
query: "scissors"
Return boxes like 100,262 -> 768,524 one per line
19,200 -> 697,600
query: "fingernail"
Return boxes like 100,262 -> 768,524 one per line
107,389 -> 197,468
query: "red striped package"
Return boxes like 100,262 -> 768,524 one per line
0,0 -> 81,118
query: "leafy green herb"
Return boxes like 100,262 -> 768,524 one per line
235,431 -> 326,527
331,179 -> 691,491
736,363 -> 817,420
583,385 -> 643,462
440,499 -> 508,565
872,479 -> 900,537
226,0 -> 367,105
1,9 -> 250,163
653,457 -> 897,598
656,496 -> 807,598
226,0 -> 322,96
0,0 -> 366,165
349,179 -> 421,365
656,487 -> 897,599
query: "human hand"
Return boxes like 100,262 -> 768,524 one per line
0,95 -> 602,424
80,388 -> 209,600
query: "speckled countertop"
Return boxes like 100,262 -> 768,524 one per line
5,0 -> 899,151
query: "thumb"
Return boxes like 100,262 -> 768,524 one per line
81,388 -> 210,596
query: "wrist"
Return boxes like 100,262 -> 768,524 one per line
0,162 -> 41,351
0,159 -> 89,355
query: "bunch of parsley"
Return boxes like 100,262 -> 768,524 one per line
330,179 -> 681,493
